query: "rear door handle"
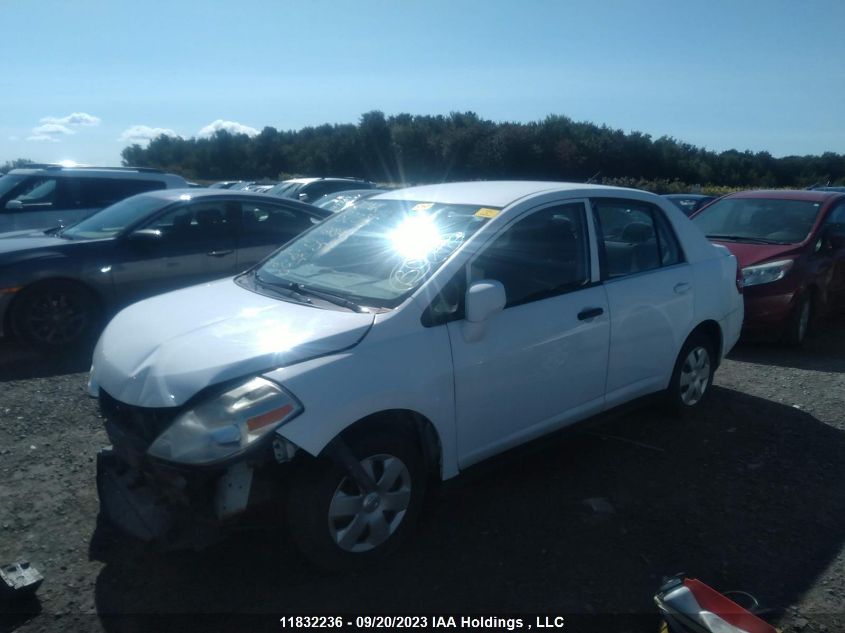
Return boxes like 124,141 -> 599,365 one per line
674,282 -> 691,294
577,307 -> 604,320
207,249 -> 234,257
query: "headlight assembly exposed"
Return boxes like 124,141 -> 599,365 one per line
741,259 -> 794,288
147,377 -> 302,465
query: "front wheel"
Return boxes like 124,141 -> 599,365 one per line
10,281 -> 100,351
287,430 -> 425,569
665,333 -> 716,415
783,293 -> 812,347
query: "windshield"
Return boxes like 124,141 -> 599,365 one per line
255,199 -> 496,308
61,194 -> 172,239
692,197 -> 822,244
315,191 -> 368,212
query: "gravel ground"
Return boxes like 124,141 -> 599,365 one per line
1,319 -> 844,633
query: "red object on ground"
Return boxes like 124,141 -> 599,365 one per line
684,579 -> 778,633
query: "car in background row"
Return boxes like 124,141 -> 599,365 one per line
0,189 -> 330,350
0,165 -> 188,234
265,177 -> 377,204
90,181 -> 743,567
692,189 -> 845,344
662,194 -> 717,216
312,188 -> 389,212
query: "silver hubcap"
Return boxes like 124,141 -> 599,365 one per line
798,300 -> 810,341
328,454 -> 412,553
679,346 -> 711,406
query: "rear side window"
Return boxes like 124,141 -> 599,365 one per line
592,199 -> 683,278
69,178 -> 165,208
470,202 -> 590,308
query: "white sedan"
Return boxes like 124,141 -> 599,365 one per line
89,181 -> 743,567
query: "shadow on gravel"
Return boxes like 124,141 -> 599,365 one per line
728,316 -> 845,374
88,387 -> 845,632
0,339 -> 92,382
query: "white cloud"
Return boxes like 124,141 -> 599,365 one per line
40,112 -> 101,127
27,123 -> 75,142
27,134 -> 60,143
198,119 -> 259,137
118,125 -> 180,144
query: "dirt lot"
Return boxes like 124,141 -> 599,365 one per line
1,320 -> 844,633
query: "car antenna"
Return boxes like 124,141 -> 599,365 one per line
585,171 -> 601,184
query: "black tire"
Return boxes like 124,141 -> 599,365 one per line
664,332 -> 716,416
10,281 -> 100,352
783,293 -> 812,347
287,429 -> 425,570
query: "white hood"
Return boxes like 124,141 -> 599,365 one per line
89,278 -> 374,407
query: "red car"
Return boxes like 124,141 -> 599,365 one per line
691,190 -> 845,344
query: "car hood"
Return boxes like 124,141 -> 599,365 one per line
0,234 -> 66,256
711,240 -> 804,268
89,278 -> 375,408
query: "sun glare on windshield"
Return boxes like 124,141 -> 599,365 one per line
388,214 -> 443,260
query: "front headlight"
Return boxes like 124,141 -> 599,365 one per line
147,377 -> 302,465
741,259 -> 794,288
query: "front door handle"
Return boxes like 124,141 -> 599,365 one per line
577,307 -> 604,320
207,249 -> 234,257
674,282 -> 691,294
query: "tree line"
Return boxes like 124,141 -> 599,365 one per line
5,112 -> 845,192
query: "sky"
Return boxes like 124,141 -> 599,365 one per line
2,0 -> 845,166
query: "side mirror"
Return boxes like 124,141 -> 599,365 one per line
828,228 -> 845,250
5,200 -> 23,211
298,192 -> 311,203
465,280 -> 506,323
125,228 -> 163,244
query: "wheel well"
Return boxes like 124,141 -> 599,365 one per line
689,320 -> 723,368
5,278 -> 102,336
336,410 -> 443,479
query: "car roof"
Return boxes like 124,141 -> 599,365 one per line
662,194 -> 713,200
136,188 -> 331,214
726,189 -> 844,203
374,181 -> 643,207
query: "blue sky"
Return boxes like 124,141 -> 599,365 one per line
2,0 -> 844,166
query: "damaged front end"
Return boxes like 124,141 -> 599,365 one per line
95,386 -> 300,549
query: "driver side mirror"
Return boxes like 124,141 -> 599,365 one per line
298,192 -> 311,203
125,228 -> 163,244
5,200 -> 23,211
827,227 -> 845,250
462,280 -> 506,343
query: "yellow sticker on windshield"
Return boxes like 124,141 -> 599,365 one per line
412,202 -> 434,212
474,207 -> 500,219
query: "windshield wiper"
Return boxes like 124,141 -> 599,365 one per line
253,272 -> 369,313
706,234 -> 789,245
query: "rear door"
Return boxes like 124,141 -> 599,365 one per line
821,199 -> 845,308
591,198 -> 695,407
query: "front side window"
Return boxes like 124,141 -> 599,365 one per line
692,197 -> 822,245
240,202 -> 318,242
593,199 -> 681,278
470,203 -> 590,307
145,201 -> 239,241
10,177 -> 60,209
256,199 -> 495,309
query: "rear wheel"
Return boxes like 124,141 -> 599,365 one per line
665,333 -> 716,415
287,429 -> 425,569
10,281 -> 100,351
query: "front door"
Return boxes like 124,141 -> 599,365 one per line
446,200 -> 610,468
111,200 -> 240,306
